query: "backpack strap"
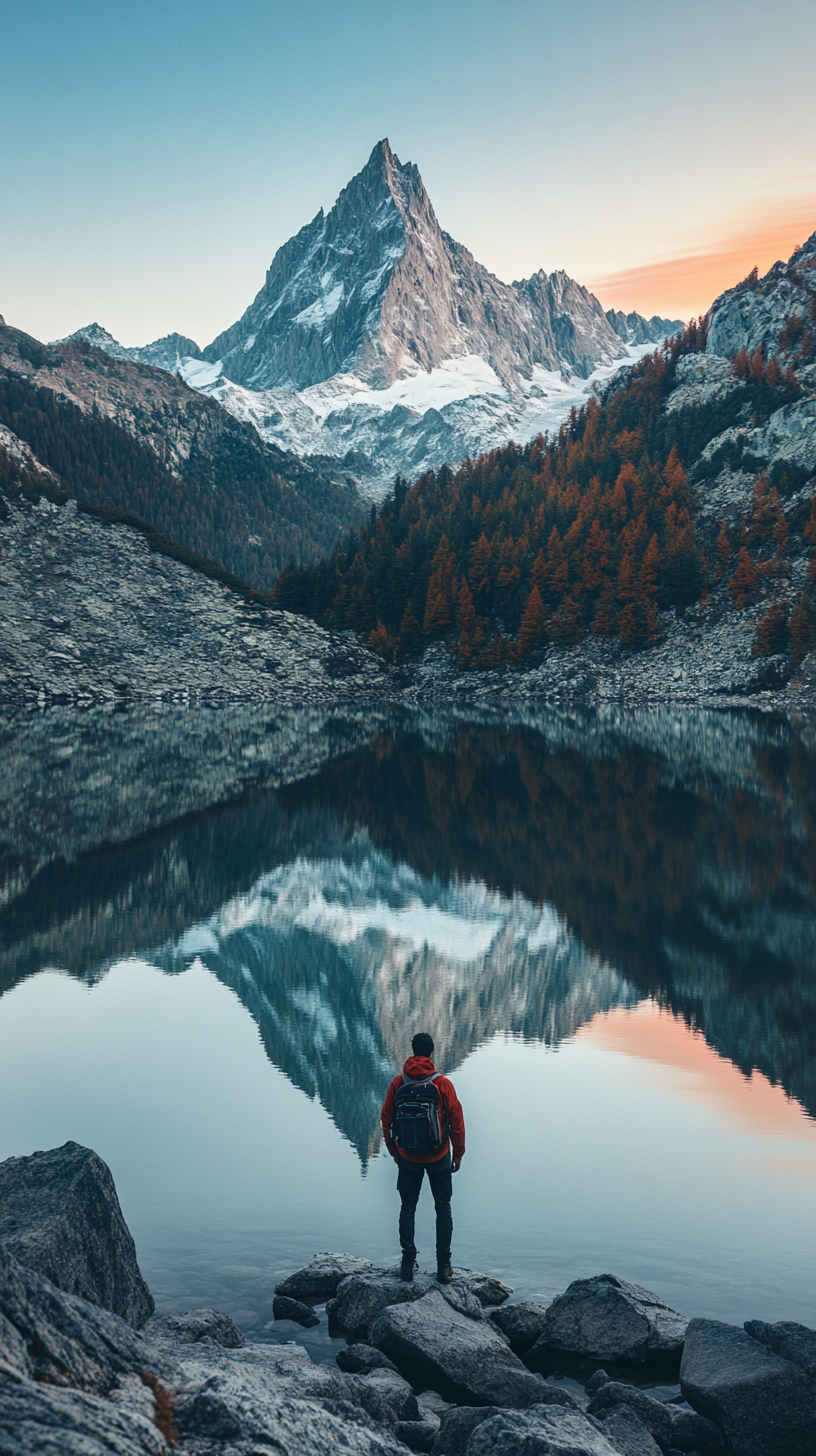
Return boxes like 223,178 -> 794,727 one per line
401,1071 -> 443,1087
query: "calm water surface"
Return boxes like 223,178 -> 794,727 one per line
1,705 -> 815,1344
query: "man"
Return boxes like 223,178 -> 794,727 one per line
380,1031 -> 465,1284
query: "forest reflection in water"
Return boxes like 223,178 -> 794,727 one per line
3,706 -> 816,1145
2,703 -> 816,1326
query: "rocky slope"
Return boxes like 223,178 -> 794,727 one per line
58,140 -> 681,495
0,493 -> 384,709
0,319 -> 365,586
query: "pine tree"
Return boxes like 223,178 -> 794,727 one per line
789,593 -> 816,667
728,546 -> 760,608
752,601 -> 788,657
516,585 -> 546,661
398,599 -> 421,657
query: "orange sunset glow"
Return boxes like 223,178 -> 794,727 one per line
590,193 -> 816,322
580,1000 -> 816,1149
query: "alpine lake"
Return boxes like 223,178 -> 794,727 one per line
2,700 -> 815,1358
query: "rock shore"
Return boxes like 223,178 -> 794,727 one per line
3,493 -> 815,723
2,1148 -> 815,1456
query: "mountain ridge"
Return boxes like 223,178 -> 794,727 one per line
54,139 -> 683,494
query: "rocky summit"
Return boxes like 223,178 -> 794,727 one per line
1,1150 -> 814,1456
58,140 -> 681,493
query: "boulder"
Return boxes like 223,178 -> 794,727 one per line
144,1307 -> 244,1347
0,1239 -> 159,1391
489,1300 -> 550,1356
462,1273 -> 514,1307
397,1418 -> 441,1451
275,1251 -> 376,1299
743,1318 -> 816,1378
595,1404 -> 662,1456
370,1289 -> 580,1409
585,1369 -> 611,1395
273,1293 -> 321,1327
335,1268 -> 488,1340
468,1405 -> 622,1454
0,1379 -> 170,1456
346,1367 -> 421,1426
176,1374 -> 411,1454
680,1317 -> 816,1456
431,1406 -> 502,1455
0,1141 -> 154,1327
527,1275 -> 688,1372
337,1343 -> 400,1375
587,1380 -> 725,1452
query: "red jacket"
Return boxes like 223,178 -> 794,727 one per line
381,1056 -> 466,1164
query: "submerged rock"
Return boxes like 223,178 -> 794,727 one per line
680,1316 -> 816,1456
527,1274 -> 688,1372
0,1141 -> 154,1328
274,1250 -> 376,1299
371,1288 -> 577,1409
272,1293 -> 321,1327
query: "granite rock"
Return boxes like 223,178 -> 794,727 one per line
743,1318 -> 816,1378
595,1404 -> 662,1456
274,1250 -> 376,1299
468,1405 -> 621,1455
371,1288 -> 578,1409
0,1239 -> 161,1392
0,1378 -> 171,1456
489,1300 -> 550,1356
144,1307 -> 244,1348
334,1268 -> 490,1339
680,1316 -> 816,1456
587,1380 -> 725,1451
0,1141 -> 154,1328
337,1342 -> 400,1374
396,1418 -> 440,1451
430,1405 -> 502,1455
527,1275 -> 688,1372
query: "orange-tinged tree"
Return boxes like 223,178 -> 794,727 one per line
728,546 -> 760,609
516,584 -> 546,661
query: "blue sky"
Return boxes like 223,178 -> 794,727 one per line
2,0 -> 814,345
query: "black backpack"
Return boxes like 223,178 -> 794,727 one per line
392,1072 -> 447,1154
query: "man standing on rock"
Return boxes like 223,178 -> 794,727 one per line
381,1032 -> 465,1286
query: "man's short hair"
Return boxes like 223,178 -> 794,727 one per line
412,1032 -> 434,1058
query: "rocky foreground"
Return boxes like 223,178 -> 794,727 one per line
1,1142 -> 814,1456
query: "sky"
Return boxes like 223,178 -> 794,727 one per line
1,0 -> 815,348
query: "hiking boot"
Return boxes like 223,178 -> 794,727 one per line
436,1261 -> 453,1284
400,1254 -> 417,1282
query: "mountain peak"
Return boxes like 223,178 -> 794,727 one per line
200,141 -> 628,393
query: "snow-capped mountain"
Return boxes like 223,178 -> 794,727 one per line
58,140 -> 683,496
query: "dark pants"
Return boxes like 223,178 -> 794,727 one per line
397,1151 -> 453,1264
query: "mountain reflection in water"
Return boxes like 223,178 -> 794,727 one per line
2,708 -> 815,1163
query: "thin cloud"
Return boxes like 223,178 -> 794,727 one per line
590,193 -> 816,321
